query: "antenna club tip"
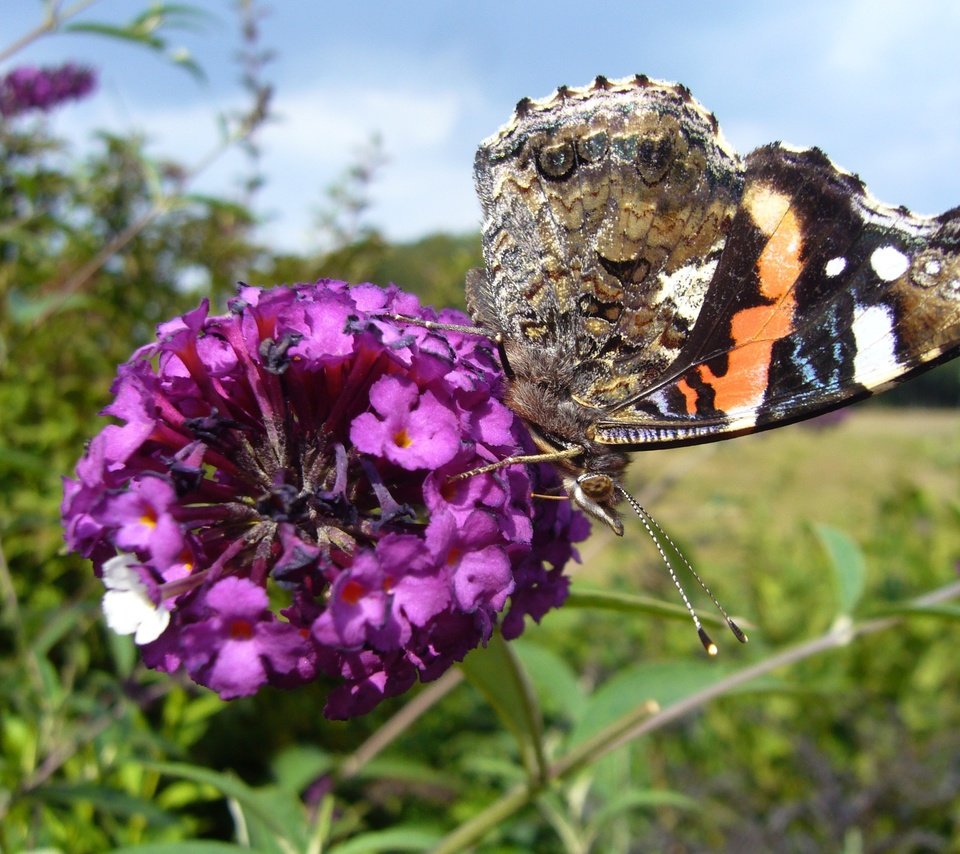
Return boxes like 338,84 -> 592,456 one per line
698,627 -> 718,656
728,619 -> 749,644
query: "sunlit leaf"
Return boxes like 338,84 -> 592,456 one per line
271,745 -> 334,794
351,756 -> 460,791
877,602 -> 960,621
143,761 -> 307,851
814,523 -> 867,615
511,639 -> 587,723
568,661 -> 730,748
64,22 -> 165,49
588,788 -> 698,827
35,782 -> 175,825
112,844 -> 248,853
567,586 -> 732,630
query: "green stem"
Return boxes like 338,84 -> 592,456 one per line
337,668 -> 464,780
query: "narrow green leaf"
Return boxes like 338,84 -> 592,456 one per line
30,600 -> 98,658
351,756 -> 459,792
567,586 -> 732,630
876,602 -> 960,621
271,745 -> 334,794
328,826 -> 443,854
129,3 -> 216,32
459,633 -> 546,780
568,661 -> 729,748
64,22 -> 165,49
814,523 -> 867,615
112,844 -> 248,853
588,788 -> 698,828
7,291 -> 89,324
34,782 -> 175,825
511,639 -> 587,723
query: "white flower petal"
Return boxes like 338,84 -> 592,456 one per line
101,553 -> 169,644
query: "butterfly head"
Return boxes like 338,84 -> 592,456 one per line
522,419 -> 629,536
566,470 -> 624,536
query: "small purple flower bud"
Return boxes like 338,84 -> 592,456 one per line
62,281 -> 587,718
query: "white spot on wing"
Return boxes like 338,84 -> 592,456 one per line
870,245 -> 909,282
852,304 -> 900,386
825,256 -> 847,277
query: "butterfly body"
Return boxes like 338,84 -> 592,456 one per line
466,75 -> 960,532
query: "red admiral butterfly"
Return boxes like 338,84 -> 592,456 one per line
403,75 -> 960,649
467,76 -> 960,526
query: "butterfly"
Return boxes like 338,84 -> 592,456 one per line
393,74 -> 960,651
465,74 -> 960,537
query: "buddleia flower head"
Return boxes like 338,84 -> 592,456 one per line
62,281 -> 588,718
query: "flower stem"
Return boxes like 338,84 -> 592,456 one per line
338,668 -> 464,780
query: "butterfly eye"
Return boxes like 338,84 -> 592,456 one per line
577,130 -> 608,163
577,472 -> 615,501
636,133 -> 675,184
536,141 -> 577,180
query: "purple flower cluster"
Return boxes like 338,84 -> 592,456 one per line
0,63 -> 96,119
62,281 -> 588,718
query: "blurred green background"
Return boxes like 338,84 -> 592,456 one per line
2,3 -> 959,852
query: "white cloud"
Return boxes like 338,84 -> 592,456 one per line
51,76 -> 484,252
255,81 -> 481,248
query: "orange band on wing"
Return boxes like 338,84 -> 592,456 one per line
676,205 -> 802,416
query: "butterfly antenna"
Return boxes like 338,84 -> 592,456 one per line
615,486 -> 748,654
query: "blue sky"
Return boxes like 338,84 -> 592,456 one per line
6,1 -> 960,252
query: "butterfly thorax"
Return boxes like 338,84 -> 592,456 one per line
501,342 -> 630,534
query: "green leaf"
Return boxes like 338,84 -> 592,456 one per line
568,661 -> 729,748
112,844 -> 250,853
64,22 -> 165,49
459,633 -> 546,780
352,756 -> 459,792
328,826 -> 443,854
814,523 -> 867,615
877,602 -> 960,621
7,290 -> 89,324
588,788 -> 698,828
512,639 -> 586,723
30,600 -> 98,658
566,586 -> 732,630
271,745 -> 334,794
142,761 -> 307,851
33,782 -> 176,825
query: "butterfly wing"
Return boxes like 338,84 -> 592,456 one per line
592,143 -> 960,448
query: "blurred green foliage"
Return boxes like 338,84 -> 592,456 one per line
1,3 -> 958,852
